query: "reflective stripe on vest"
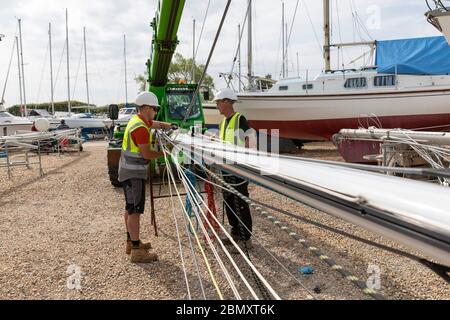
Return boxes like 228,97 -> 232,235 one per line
118,115 -> 151,182
219,112 -> 244,146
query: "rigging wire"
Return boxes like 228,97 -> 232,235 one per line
275,6 -> 284,79
228,0 -> 251,80
161,137 -> 277,299
280,0 -> 301,77
286,0 -> 300,51
34,41 -> 50,108
173,162 -> 244,300
166,139 -> 313,299
53,41 -> 67,100
166,165 -> 193,300
161,147 -> 226,300
161,133 -> 289,300
183,164 -> 318,298
301,0 -> 323,54
163,141 -> 263,299
178,179 -> 209,300
174,163 -> 260,299
335,0 -> 345,68
71,41 -> 84,102
182,131 -> 450,186
194,0 -> 211,60
179,0 -> 232,132
1,30 -> 18,105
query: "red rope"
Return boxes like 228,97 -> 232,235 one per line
204,180 -> 219,236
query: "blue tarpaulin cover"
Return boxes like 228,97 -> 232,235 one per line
375,36 -> 450,75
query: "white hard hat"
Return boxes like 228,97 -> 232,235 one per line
135,91 -> 160,107
213,88 -> 238,102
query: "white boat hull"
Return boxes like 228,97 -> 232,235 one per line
0,123 -> 33,137
237,88 -> 450,140
203,103 -> 221,128
63,117 -> 107,129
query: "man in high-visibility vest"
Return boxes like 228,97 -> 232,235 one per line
118,92 -> 173,263
214,88 -> 256,251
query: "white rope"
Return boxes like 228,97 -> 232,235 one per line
169,143 -> 316,298
166,165 -> 193,300
164,165 -> 208,299
160,138 -> 281,300
179,191 -> 208,300
172,161 -> 261,299
161,147 -> 229,300
168,154 -> 244,300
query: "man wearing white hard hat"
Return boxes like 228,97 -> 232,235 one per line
214,88 -> 255,252
118,91 -> 172,263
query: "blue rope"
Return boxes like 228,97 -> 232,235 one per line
184,169 -> 200,235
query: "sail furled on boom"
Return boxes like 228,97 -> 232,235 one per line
375,36 -> 450,75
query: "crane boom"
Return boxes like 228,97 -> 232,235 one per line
145,0 -> 205,128
148,0 -> 185,87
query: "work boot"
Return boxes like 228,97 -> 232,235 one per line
230,239 -> 253,254
219,233 -> 240,246
126,240 -> 152,255
130,248 -> 158,263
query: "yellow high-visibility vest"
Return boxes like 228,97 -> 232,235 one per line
219,112 -> 244,146
118,115 -> 152,182
122,115 -> 152,154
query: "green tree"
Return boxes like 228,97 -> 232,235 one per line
7,100 -> 96,116
134,74 -> 147,92
135,53 -> 215,100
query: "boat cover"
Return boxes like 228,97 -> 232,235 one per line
375,36 -> 450,75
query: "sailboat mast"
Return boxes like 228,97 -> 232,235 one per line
84,27 -> 90,112
192,19 -> 196,83
285,22 -> 289,77
49,23 -> 55,115
282,2 -> 285,78
323,0 -> 331,72
18,19 -> 27,116
16,36 -> 23,116
247,0 -> 253,91
124,34 -> 128,106
238,24 -> 242,92
66,9 -> 71,116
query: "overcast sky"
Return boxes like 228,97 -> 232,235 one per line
0,0 -> 441,108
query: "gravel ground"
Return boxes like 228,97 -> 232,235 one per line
0,141 -> 448,300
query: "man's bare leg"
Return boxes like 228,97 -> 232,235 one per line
127,214 -> 157,262
127,214 -> 140,242
124,212 -> 129,236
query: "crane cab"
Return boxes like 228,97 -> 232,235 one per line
153,83 -> 205,129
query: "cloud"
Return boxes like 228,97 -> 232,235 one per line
0,0 -> 442,108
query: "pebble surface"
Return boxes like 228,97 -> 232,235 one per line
0,141 -> 448,300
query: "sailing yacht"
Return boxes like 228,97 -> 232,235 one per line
236,0 -> 450,143
0,111 -> 32,136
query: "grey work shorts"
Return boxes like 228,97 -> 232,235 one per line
122,179 -> 146,214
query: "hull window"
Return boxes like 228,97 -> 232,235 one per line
344,77 -> 367,89
374,75 -> 396,87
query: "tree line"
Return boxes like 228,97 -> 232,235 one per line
7,53 -> 215,116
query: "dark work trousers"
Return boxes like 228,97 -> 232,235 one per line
222,175 -> 252,241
